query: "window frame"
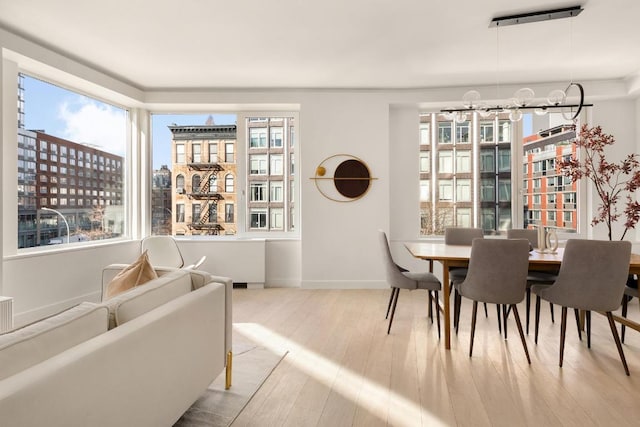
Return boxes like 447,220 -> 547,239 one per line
11,69 -> 131,253
149,111 -> 299,239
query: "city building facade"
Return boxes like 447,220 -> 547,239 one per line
17,130 -> 124,247
246,117 -> 296,232
522,124 -> 578,232
151,165 -> 172,235
419,112 -> 514,235
169,124 -> 237,235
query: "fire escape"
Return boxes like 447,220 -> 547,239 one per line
187,161 -> 225,235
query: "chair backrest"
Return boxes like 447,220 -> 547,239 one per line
140,236 -> 184,268
552,239 -> 632,312
461,238 -> 530,304
378,230 -> 413,289
444,227 -> 484,245
507,228 -> 538,247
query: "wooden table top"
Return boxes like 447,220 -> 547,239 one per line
404,241 -> 640,273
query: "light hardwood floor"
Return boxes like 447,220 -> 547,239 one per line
230,288 -> 640,426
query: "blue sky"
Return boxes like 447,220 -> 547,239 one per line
23,75 -> 236,170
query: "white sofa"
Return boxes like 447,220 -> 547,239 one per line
0,267 -> 233,427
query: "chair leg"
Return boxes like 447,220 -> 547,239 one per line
496,304 -> 502,335
387,288 -> 400,334
621,295 -> 628,343
606,311 -> 630,376
525,287 -> 531,335
453,289 -> 458,328
434,291 -> 441,339
574,308 -> 582,341
550,303 -> 555,323
535,295 -> 541,344
470,300 -> 478,357
484,302 -> 488,318
455,291 -> 462,334
428,291 -> 433,323
559,307 -> 568,367
511,305 -> 531,364
586,310 -> 591,349
502,304 -> 508,340
385,288 -> 397,319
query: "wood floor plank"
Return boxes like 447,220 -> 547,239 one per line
230,288 -> 640,427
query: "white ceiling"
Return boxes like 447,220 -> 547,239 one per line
1,0 -> 639,91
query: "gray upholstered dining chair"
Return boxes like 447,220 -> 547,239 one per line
507,228 -> 557,334
445,227 -> 496,331
532,239 -> 632,375
379,230 -> 442,336
453,238 -> 531,362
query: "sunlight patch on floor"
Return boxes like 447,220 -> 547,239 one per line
235,322 -> 448,427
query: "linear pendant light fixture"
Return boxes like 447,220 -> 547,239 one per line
489,5 -> 583,28
441,5 -> 590,122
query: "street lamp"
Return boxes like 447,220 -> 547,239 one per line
41,207 -> 70,244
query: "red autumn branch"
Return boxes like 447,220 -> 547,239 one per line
558,124 -> 640,241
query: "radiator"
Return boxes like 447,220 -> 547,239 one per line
179,239 -> 266,288
0,297 -> 14,332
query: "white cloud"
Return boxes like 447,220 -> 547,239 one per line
58,96 -> 126,156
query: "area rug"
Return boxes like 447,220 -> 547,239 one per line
174,326 -> 288,427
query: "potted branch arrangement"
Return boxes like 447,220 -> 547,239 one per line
558,124 -> 640,241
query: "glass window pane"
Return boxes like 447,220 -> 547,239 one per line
480,121 -> 494,143
439,151 -> 453,173
420,151 -> 430,173
456,179 -> 471,202
420,180 -> 430,202
20,74 -> 126,248
480,150 -> 495,172
438,122 -> 452,144
456,150 -> 471,173
456,121 -> 470,143
439,180 -> 453,201
420,123 -> 430,145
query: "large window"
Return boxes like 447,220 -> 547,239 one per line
522,118 -> 580,233
246,116 -> 296,231
152,113 -> 238,235
420,111 -> 585,236
151,112 -> 297,236
18,74 -> 126,248
421,113 -> 513,235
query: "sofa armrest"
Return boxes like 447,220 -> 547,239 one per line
187,271 -> 233,359
209,275 -> 233,359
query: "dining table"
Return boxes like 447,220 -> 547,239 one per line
404,241 -> 640,350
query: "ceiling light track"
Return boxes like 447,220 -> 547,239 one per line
489,5 -> 583,28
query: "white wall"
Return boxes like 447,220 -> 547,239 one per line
3,241 -> 139,326
299,93 -> 390,289
591,99 -> 639,241
2,28 -> 639,322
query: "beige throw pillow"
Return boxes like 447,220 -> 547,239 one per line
105,251 -> 158,299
